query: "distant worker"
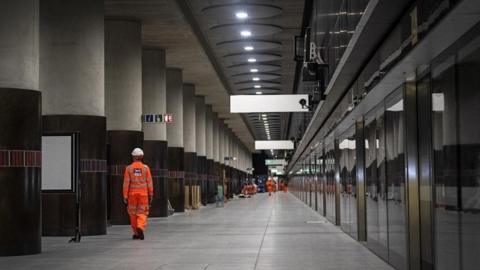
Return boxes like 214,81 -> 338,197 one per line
123,148 -> 153,240
266,177 -> 274,196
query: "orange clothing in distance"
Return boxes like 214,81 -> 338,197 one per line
123,161 -> 153,234
266,179 -> 274,195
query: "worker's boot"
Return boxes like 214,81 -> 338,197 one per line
132,234 -> 139,240
137,228 -> 144,240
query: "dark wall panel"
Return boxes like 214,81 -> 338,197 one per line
168,147 -> 184,212
197,156 -> 208,205
143,140 -> 168,217
0,88 -> 41,256
184,152 -> 197,209
43,115 -> 107,236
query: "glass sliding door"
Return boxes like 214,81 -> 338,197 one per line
456,38 -> 480,270
365,106 -> 389,260
431,55 -> 460,270
338,126 -> 357,239
385,88 -> 407,270
377,103 -> 389,261
432,33 -> 480,270
325,138 -> 337,223
339,131 -> 350,234
317,152 -> 325,216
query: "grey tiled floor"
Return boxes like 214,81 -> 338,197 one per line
0,193 -> 394,270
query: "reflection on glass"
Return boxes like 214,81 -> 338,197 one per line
432,56 -> 460,270
338,126 -> 357,239
433,37 -> 480,270
385,89 -> 407,270
325,140 -> 337,223
317,154 -> 325,215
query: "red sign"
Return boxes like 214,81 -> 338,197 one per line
164,114 -> 173,123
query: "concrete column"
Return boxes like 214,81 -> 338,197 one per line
195,97 -> 206,157
183,84 -> 196,154
142,49 -> 166,141
105,19 -> 143,225
195,96 -> 207,205
232,136 -> 237,169
218,122 -> 226,197
166,68 -> 184,212
142,48 -> 168,217
183,83 -> 196,209
0,0 -> 41,256
166,68 -> 183,148
205,105 -> 215,203
235,138 -> 240,170
40,0 -> 106,237
212,113 -> 220,199
219,122 -> 225,165
212,113 -> 219,163
205,106 -> 213,160
225,127 -> 230,164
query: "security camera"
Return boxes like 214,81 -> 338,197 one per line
299,98 -> 307,107
299,98 -> 311,110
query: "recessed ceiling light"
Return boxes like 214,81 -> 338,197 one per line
247,58 -> 256,63
256,91 -> 262,95
244,46 -> 254,51
235,12 -> 248,19
240,30 -> 251,37
261,114 -> 267,117
252,77 -> 260,81
250,68 -> 259,73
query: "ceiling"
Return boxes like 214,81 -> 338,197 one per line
106,0 -> 305,152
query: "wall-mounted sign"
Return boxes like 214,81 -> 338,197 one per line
164,114 -> 173,123
142,114 -> 173,123
230,94 -> 309,113
265,159 -> 287,166
255,140 -> 294,150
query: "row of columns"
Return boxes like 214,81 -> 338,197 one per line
0,0 -> 252,256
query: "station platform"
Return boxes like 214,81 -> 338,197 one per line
0,193 -> 393,270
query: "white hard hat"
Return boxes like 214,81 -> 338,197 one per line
131,148 -> 144,156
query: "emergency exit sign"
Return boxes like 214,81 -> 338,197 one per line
142,114 -> 173,123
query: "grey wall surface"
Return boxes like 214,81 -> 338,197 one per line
41,0 -> 104,116
142,48 -> 166,141
105,19 -> 142,131
166,68 -> 183,148
183,84 -> 196,153
0,0 -> 39,90
205,106 -> 213,160
195,96 -> 206,157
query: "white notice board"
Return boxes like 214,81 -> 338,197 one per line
41,135 -> 75,191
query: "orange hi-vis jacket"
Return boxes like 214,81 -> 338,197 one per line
266,180 -> 274,192
123,161 -> 153,199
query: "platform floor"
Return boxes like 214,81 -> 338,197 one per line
0,192 -> 394,270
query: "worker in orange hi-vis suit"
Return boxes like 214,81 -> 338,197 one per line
266,177 -> 274,196
123,148 -> 153,240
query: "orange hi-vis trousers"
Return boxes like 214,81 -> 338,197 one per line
127,194 -> 149,233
